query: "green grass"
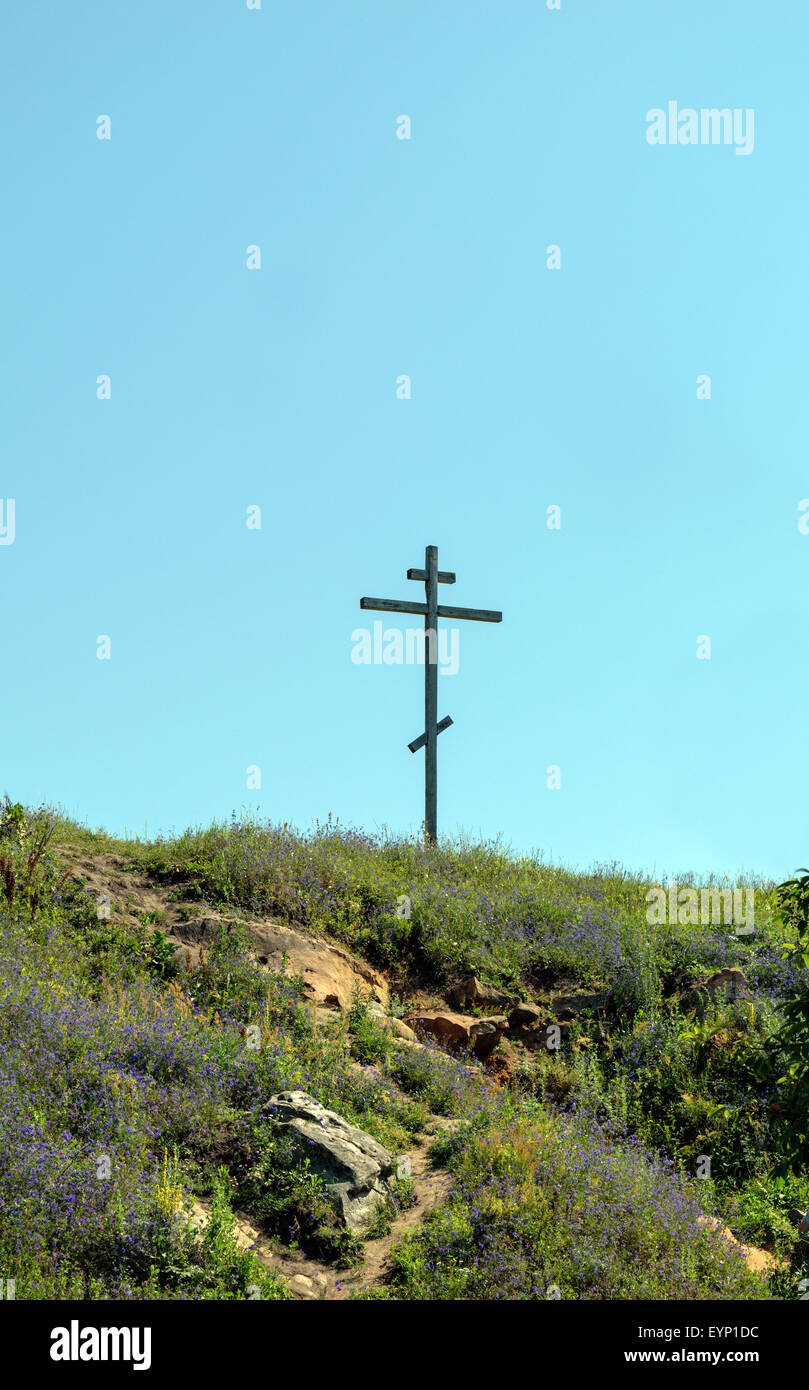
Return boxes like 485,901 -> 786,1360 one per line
1,800 -> 807,1299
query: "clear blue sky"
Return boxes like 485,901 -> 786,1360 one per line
3,0 -> 808,882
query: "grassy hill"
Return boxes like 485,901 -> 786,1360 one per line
1,799 -> 807,1300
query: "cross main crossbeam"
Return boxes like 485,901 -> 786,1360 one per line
360,598 -> 502,623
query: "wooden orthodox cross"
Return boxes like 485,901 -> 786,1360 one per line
360,544 -> 502,843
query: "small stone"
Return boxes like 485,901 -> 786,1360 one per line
289,1274 -> 319,1299
389,1018 -> 416,1041
233,1222 -> 257,1251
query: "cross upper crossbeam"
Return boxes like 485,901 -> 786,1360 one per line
406,567 -> 456,584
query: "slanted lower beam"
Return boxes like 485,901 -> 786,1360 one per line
408,714 -> 453,754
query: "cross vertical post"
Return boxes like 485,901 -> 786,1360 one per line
424,545 -> 439,843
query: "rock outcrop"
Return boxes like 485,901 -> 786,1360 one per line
248,921 -> 389,1009
265,1090 -> 396,1231
169,916 -> 388,1010
404,1010 -> 507,1059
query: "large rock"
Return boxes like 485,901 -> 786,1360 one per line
448,975 -> 519,1011
247,920 -> 388,1010
265,1090 -> 395,1231
404,1010 -> 507,1059
681,969 -> 749,1017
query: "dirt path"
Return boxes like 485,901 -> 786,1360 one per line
189,1112 -> 459,1301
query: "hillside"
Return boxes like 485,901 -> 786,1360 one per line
1,800 -> 808,1301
